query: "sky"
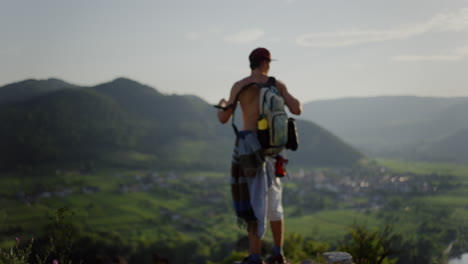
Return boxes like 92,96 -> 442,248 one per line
1,0 -> 468,104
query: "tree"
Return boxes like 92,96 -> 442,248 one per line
339,224 -> 402,264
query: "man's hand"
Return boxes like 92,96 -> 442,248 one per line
217,98 -> 233,123
217,81 -> 242,123
218,98 -> 228,108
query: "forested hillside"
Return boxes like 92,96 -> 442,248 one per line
0,78 -> 362,172
0,78 -> 79,105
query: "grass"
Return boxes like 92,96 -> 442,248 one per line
286,210 -> 382,242
377,158 -> 468,217
0,169 -> 238,249
453,209 -> 468,223
184,171 -> 226,179
2,162 -> 468,258
416,195 -> 468,207
377,159 -> 468,179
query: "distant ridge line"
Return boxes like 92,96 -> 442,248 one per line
305,95 -> 468,104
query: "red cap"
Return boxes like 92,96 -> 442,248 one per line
249,47 -> 273,65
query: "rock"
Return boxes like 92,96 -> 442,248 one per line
153,253 -> 170,264
322,252 -> 354,264
95,255 -> 127,264
301,259 -> 317,264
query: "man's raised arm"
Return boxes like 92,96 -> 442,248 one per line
217,82 -> 241,124
276,80 -> 302,115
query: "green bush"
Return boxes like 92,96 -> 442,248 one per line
338,224 -> 400,264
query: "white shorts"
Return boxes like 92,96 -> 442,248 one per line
265,157 -> 284,221
266,176 -> 284,220
243,155 -> 284,237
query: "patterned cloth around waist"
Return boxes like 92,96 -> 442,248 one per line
230,131 -> 266,235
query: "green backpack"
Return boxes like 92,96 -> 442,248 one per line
256,77 -> 288,155
230,77 -> 289,156
215,76 -> 298,155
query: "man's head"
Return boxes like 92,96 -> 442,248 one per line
249,47 -> 272,72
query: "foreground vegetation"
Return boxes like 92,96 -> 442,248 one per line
1,159 -> 467,263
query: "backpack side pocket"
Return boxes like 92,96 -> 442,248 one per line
285,118 -> 298,151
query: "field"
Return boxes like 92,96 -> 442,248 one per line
1,159 -> 468,262
0,168 -> 376,248
377,159 -> 468,214
377,159 -> 468,177
285,210 -> 382,241
0,170 -> 234,250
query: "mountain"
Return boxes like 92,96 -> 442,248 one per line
415,129 -> 468,163
288,120 -> 363,167
0,78 -> 80,105
91,78 -> 226,142
302,96 -> 468,161
0,88 -> 132,169
0,78 -> 362,171
432,100 -> 468,130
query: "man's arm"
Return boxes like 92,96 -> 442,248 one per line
276,80 -> 302,115
217,82 -> 242,124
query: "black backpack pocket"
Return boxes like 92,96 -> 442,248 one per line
286,118 -> 298,151
257,127 -> 270,149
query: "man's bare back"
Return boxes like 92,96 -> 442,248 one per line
236,75 -> 269,131
218,75 -> 301,131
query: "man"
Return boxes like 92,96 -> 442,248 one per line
217,47 -> 302,264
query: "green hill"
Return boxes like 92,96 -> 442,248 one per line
302,96 -> 468,162
0,88 -> 132,170
289,120 -> 364,167
415,129 -> 468,163
0,78 -> 79,105
0,78 -> 362,171
92,78 -> 233,169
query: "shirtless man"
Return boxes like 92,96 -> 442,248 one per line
217,48 -> 301,264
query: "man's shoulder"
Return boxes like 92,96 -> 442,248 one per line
274,78 -> 285,88
235,76 -> 256,87
235,75 -> 279,87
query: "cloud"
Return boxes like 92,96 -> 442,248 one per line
185,32 -> 201,41
455,45 -> 468,55
208,26 -> 223,34
393,44 -> 468,62
297,8 -> 468,48
297,27 -> 427,47
185,26 -> 224,41
392,55 -> 462,62
430,8 -> 468,31
224,29 -> 265,44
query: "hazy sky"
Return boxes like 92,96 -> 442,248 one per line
1,0 -> 468,104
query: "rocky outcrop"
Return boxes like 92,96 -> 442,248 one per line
232,252 -> 353,264
323,252 -> 354,264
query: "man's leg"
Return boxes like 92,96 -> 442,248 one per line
266,158 -> 286,262
246,222 -> 263,263
248,221 -> 262,254
270,220 -> 283,249
268,220 -> 287,263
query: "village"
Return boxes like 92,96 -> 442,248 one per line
287,164 -> 460,213
9,163 -> 460,215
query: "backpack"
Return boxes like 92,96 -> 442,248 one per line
231,77 -> 289,156
257,77 -> 288,155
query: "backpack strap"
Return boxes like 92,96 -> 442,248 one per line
267,76 -> 276,87
231,82 -> 258,137
259,77 -> 277,117
216,77 -> 276,137
231,77 -> 277,137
